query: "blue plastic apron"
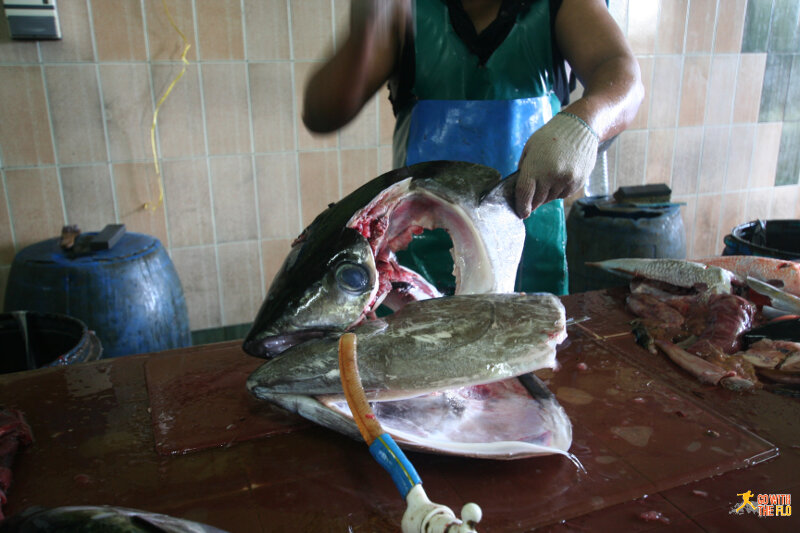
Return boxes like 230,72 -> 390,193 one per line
393,0 -> 569,295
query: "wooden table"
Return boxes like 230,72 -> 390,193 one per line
1,290 -> 798,532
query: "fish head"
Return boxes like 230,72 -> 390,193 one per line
243,227 -> 379,358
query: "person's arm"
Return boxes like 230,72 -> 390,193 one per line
302,1 -> 409,133
515,0 -> 644,217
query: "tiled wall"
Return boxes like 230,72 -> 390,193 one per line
0,0 -> 798,337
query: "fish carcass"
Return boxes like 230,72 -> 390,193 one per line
242,161 -> 573,459
589,257 -> 800,390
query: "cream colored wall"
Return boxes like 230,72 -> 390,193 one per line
0,0 -> 798,331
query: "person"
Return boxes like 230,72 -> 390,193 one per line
302,0 -> 644,295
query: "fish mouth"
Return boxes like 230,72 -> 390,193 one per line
242,329 -> 331,358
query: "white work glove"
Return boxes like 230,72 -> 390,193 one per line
515,111 -> 599,218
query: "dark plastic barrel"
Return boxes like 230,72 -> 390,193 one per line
722,219 -> 800,260
4,232 -> 191,357
0,311 -> 102,374
566,197 -> 687,293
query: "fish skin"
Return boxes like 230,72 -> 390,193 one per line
247,293 -> 567,400
0,505 -> 228,532
242,161 -> 524,359
588,258 -> 735,295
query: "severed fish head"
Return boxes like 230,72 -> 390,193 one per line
242,161 -> 524,359
247,293 -> 573,459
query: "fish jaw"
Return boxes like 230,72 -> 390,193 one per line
242,228 -> 379,358
588,258 -> 734,295
247,294 -> 567,399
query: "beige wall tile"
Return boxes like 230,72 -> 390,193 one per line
629,57 -> 652,130
656,0 -> 687,54
100,64 -> 153,162
152,64 -> 206,158
262,238 -> 293,290
5,168 -> 64,250
171,246 -> 221,330
649,56 -> 682,128
298,150 -> 339,227
209,155 -> 259,243
249,63 -> 296,153
725,124 -> 755,192
770,185 -> 800,219
61,165 -> 116,232
290,0 -> 334,61
733,54 -> 766,124
340,98 -> 378,149
718,191 -> 747,253
144,0 -> 197,62
749,123 -> 782,189
692,194 -> 722,258
45,65 -> 107,165
671,126 -> 703,195
678,55 -> 710,127
256,153 -> 300,239
705,55 -> 737,125
92,0 -> 147,61
379,86 -> 396,146
614,130 -> 647,188
378,145 -> 394,174
685,0 -> 716,53
698,126 -> 730,194
341,148 -> 379,195
218,241 -> 262,324
112,162 -> 169,245
294,62 -> 338,150
0,67 -> 55,167
333,0 -> 350,50
0,183 -> 12,264
245,0 -> 291,60
196,0 -> 244,60
163,159 -> 214,248
645,128 -> 675,186
626,0 -> 658,54
0,19 -> 39,63
713,0 -> 746,54
745,189 -> 772,222
40,0 -> 94,62
202,63 -> 252,155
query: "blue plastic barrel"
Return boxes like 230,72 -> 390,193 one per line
566,197 -> 687,293
4,231 -> 191,357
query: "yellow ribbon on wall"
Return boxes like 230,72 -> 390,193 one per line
145,0 -> 192,212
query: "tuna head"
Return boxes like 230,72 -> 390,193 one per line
242,227 -> 378,358
243,161 -> 525,359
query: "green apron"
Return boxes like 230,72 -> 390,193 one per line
393,0 -> 568,295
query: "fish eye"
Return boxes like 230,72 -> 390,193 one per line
335,263 -> 370,294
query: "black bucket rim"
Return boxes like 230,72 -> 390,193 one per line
725,219 -> 800,260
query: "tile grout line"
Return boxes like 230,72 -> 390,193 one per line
241,0 -> 267,304
85,0 -> 119,225
287,0 -> 303,238
190,0 -> 224,329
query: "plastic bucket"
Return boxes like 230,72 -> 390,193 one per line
566,197 -> 687,293
722,219 -> 800,260
0,311 -> 102,374
4,231 -> 191,357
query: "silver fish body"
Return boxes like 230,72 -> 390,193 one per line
248,294 -> 570,459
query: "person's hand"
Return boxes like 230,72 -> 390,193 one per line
515,112 -> 599,218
